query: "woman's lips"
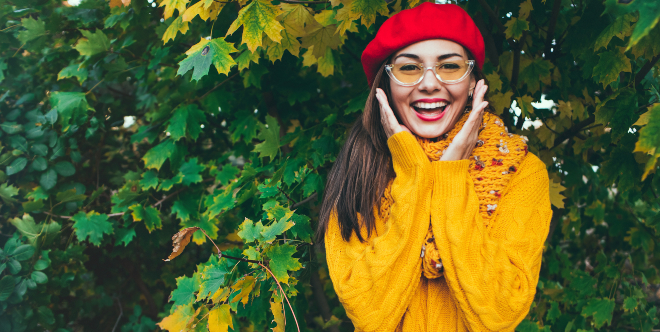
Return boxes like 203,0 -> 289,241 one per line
413,106 -> 447,122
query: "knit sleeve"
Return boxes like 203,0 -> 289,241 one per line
324,131 -> 432,331
430,153 -> 552,332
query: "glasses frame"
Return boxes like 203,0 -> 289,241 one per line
385,60 -> 476,86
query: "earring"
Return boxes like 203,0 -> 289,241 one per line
468,86 -> 475,98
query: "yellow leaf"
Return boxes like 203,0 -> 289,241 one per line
230,276 -> 256,305
314,10 -> 337,27
302,47 -> 317,67
210,287 -> 231,303
351,0 -> 389,28
335,2 -> 360,36
265,30 -> 301,62
157,302 -> 195,332
517,95 -> 534,118
317,47 -> 335,77
633,106 -> 654,127
236,48 -> 261,71
549,179 -> 566,209
226,0 -> 284,52
557,100 -> 572,120
162,16 -> 189,44
301,25 -> 342,58
518,0 -> 533,20
278,3 -> 320,37
488,91 -> 513,115
182,1 -> 204,21
159,0 -> 189,20
537,125 -> 555,148
485,72 -> 502,92
208,304 -> 233,332
569,95 -> 587,121
270,297 -> 285,332
109,0 -> 131,7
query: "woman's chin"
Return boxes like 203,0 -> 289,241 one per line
408,124 -> 447,139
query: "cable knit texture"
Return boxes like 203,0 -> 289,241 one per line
324,112 -> 553,331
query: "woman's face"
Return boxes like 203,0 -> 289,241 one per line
388,39 -> 475,139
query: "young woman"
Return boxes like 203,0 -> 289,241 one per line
317,3 -> 553,331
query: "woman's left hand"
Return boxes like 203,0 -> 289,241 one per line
440,79 -> 489,161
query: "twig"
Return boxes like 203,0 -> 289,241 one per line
292,192 -> 317,209
192,72 -> 239,103
0,24 -> 19,32
111,296 -> 123,332
635,55 -> 660,87
86,78 -> 106,95
258,262 -> 301,332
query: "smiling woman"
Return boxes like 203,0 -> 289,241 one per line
317,3 -> 553,331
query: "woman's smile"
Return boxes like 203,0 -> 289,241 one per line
411,98 -> 450,121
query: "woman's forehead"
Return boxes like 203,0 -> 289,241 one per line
392,39 -> 466,61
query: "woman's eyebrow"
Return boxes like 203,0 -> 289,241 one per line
393,52 -> 463,61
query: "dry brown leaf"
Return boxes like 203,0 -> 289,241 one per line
164,227 -> 200,261
109,0 -> 131,8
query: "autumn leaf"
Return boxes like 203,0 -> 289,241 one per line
488,91 -> 514,115
165,227 -> 200,261
270,297 -> 286,332
74,30 -> 111,57
604,0 -> 660,48
177,38 -> 238,81
237,218 -> 265,243
159,0 -> 189,20
182,0 -> 223,22
264,243 -> 302,284
162,16 -> 189,44
109,0 -> 131,8
634,104 -> 660,179
226,0 -> 284,52
301,24 -> 342,58
230,276 -> 256,305
317,47 -> 336,77
593,49 -> 632,88
593,12 -> 637,51
208,304 -> 233,332
278,3 -> 320,38
350,0 -> 389,28
518,0 -> 533,19
265,30 -> 301,62
504,17 -> 529,39
549,179 -> 566,209
158,302 -> 195,332
130,205 -> 163,232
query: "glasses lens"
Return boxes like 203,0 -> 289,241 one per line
435,61 -> 469,81
391,63 -> 424,84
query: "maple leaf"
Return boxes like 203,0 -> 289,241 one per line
182,0 -> 219,21
301,25 -> 342,58
581,298 -> 615,328
165,227 -> 200,261
0,183 -> 19,204
226,0 -> 284,52
335,2 -> 360,36
205,190 -> 235,219
634,104 -> 660,179
71,211 -> 113,246
489,91 -> 514,115
158,302 -> 195,332
208,304 -> 233,332
50,92 -> 93,133
74,30 -> 111,57
518,58 -> 551,93
166,104 -> 207,141
594,12 -> 637,51
317,47 -> 335,77
504,17 -> 529,39
549,179 -> 566,209
177,38 -> 238,81
270,297 -> 286,332
18,17 -> 46,44
236,48 -> 261,71
159,0 -> 189,20
143,139 -> 182,171
289,213 -> 313,243
58,64 -> 89,83
351,0 -> 389,28
130,205 -> 162,232
212,164 -> 240,186
230,276 -> 256,305
516,95 -> 535,118
198,260 -> 232,299
171,196 -> 200,222
518,0 -> 533,20
181,215 -> 219,245
604,0 -> 660,48
162,16 -> 189,44
593,49 -> 631,88
260,216 -> 294,243
169,274 -> 201,308
139,171 -> 159,190
278,3 -> 320,38
253,115 -> 281,160
264,243 -> 302,284
237,218 -> 265,243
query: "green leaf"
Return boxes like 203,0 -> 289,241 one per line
1,122 -> 24,134
31,271 -> 48,284
143,139 -> 178,171
0,275 -> 16,301
226,0 -> 284,52
71,211 -> 114,246
546,301 -> 561,323
114,226 -> 136,247
172,196 -> 199,222
253,115 -> 281,160
10,214 -> 61,246
634,104 -> 660,179
130,205 -> 162,232
0,183 -> 19,204
159,173 -> 183,191
166,105 -> 207,141
6,157 -> 27,175
179,158 -> 204,185
50,92 -> 92,132
289,213 -> 313,243
594,13 -> 637,51
605,0 -> 660,47
205,190 -> 235,219
58,64 -> 89,83
237,218 -> 265,243
264,243 -> 302,284
581,298 -> 615,328
260,213 -> 294,243
302,172 -> 322,197
40,168 -> 58,190
18,17 -> 46,44
518,59 -> 551,93
140,171 -> 159,190
74,29 -> 111,57
54,161 -> 76,177
56,188 -> 87,203
229,116 -> 258,143
197,259 -> 232,300
213,164 -> 240,186
350,0 -> 389,28
169,274 -> 200,308
592,50 -> 632,88
504,17 -> 529,39
623,297 -> 637,311
11,245 -> 35,261
31,144 -> 49,157
177,38 -> 238,81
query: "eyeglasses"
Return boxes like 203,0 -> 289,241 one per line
385,60 -> 475,86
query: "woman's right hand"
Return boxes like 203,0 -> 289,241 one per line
376,88 -> 410,138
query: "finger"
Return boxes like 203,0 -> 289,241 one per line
376,89 -> 399,128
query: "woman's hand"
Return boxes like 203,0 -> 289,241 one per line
376,88 -> 410,138
440,79 -> 489,161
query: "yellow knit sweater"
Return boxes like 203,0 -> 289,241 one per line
324,112 -> 553,331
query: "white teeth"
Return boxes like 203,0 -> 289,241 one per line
412,101 -> 448,109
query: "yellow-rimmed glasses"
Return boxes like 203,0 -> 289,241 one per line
385,60 -> 475,86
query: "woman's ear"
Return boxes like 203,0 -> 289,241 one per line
468,77 -> 476,98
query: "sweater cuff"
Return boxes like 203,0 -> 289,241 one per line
433,159 -> 471,195
387,131 -> 430,170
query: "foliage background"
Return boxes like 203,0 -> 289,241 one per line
1,0 -> 660,331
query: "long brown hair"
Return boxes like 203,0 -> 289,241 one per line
317,50 -> 488,243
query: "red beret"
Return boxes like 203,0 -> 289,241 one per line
361,3 -> 485,86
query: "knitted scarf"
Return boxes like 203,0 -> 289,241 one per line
378,111 -> 530,279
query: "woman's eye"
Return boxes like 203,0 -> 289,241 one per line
439,63 -> 461,70
399,64 -> 420,71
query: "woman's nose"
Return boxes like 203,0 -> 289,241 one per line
417,68 -> 443,93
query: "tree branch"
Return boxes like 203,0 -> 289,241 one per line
544,0 -> 562,59
635,55 -> 660,87
292,192 -> 318,209
551,114 -> 595,149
